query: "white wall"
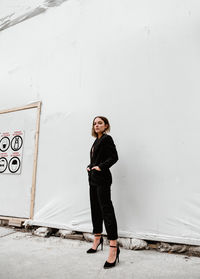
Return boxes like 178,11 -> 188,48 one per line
0,0 -> 200,244
0,108 -> 38,218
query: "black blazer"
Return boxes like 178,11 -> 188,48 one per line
87,133 -> 118,186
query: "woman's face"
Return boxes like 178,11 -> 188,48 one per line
93,117 -> 108,134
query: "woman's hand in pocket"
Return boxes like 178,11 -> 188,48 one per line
91,166 -> 101,171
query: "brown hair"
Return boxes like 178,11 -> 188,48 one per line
91,116 -> 111,137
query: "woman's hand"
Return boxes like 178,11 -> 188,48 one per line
87,167 -> 90,171
91,166 -> 101,171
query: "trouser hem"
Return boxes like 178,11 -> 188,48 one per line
107,236 -> 118,240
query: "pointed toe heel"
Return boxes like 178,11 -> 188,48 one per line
103,243 -> 120,269
86,234 -> 103,253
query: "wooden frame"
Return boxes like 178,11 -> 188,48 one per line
0,101 -> 42,225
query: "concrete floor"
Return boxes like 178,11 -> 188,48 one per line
0,227 -> 200,279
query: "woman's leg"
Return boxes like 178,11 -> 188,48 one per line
96,185 -> 118,240
96,184 -> 118,262
89,185 -> 103,234
89,185 -> 103,249
108,239 -> 118,263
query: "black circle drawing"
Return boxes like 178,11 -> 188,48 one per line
11,135 -> 23,151
0,157 -> 8,173
0,137 -> 10,152
8,157 -> 21,173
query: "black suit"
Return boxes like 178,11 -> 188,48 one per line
87,133 -> 119,240
88,133 -> 118,186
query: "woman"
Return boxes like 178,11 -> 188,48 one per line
86,116 -> 120,269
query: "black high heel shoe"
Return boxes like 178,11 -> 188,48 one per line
103,243 -> 120,269
86,234 -> 103,253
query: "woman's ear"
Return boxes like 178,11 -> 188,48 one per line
104,124 -> 108,131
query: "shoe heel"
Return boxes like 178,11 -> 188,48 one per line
100,236 -> 103,250
87,234 -> 103,253
97,235 -> 103,251
117,246 -> 120,262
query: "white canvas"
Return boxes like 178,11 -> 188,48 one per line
0,0 -> 200,245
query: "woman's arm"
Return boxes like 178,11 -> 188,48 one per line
87,164 -> 91,171
98,135 -> 118,171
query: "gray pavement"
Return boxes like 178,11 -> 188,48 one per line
0,227 -> 200,279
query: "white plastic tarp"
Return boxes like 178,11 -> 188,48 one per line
0,108 -> 38,218
0,0 -> 200,245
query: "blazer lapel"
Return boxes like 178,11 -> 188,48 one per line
93,133 -> 107,153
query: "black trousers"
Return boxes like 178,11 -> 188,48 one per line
89,183 -> 118,240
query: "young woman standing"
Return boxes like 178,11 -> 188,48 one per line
86,116 -> 120,269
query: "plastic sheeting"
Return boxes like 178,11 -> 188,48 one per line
0,0 -> 200,245
0,108 -> 38,218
